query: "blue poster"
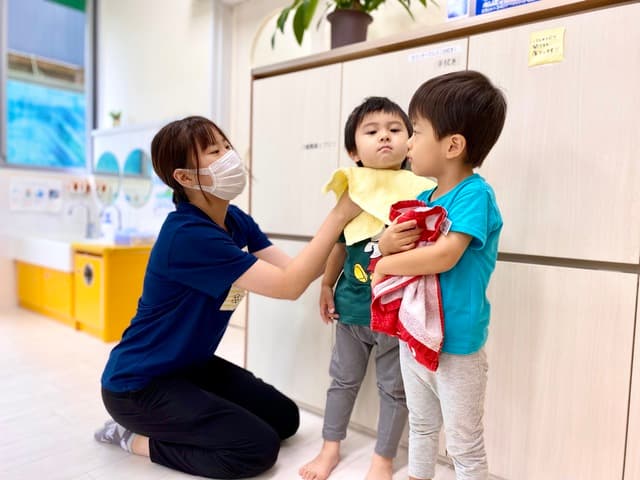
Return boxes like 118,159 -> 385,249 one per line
7,79 -> 86,168
476,0 -> 541,15
448,0 -> 469,19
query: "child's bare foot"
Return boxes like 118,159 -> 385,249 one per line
365,453 -> 393,480
299,440 -> 340,480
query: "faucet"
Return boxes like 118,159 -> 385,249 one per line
67,203 -> 97,238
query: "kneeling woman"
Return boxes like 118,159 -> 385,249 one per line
94,116 -> 360,479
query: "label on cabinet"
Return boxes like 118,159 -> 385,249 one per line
529,27 -> 566,66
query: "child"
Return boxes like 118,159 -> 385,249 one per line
93,116 -> 361,479
299,97 -> 434,480
372,71 -> 507,480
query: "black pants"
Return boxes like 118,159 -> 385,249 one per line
101,355 -> 300,479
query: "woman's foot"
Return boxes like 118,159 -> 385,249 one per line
299,440 -> 341,480
93,419 -> 134,452
365,453 -> 394,480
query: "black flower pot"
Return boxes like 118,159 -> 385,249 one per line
327,9 -> 373,49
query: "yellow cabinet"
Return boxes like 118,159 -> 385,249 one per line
16,261 -> 74,326
73,244 -> 151,342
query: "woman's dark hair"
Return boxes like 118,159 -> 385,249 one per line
344,96 -> 413,158
408,70 -> 507,168
151,116 -> 232,205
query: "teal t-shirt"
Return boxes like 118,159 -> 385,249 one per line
417,174 -> 502,354
334,236 -> 377,326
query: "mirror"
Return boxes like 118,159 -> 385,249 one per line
122,148 -> 153,208
94,151 -> 120,206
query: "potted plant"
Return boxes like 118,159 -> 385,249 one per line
109,110 -> 122,127
272,0 -> 438,49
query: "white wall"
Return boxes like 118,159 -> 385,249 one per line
2,0 -> 219,311
97,0 -> 215,128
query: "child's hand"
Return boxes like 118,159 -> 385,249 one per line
319,285 -> 339,324
378,218 -> 422,255
370,271 -> 385,288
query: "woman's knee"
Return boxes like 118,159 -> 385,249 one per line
276,396 -> 300,440
198,426 -> 281,479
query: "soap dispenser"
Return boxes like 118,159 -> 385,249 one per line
101,211 -> 115,242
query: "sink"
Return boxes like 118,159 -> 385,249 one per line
9,234 -> 112,272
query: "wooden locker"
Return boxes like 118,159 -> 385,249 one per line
484,262 -> 635,479
468,3 -> 640,262
251,64 -> 343,236
246,239 -> 334,411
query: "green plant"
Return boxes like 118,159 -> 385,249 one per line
109,111 -> 122,121
272,0 -> 437,48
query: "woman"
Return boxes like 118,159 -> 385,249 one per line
94,116 -> 360,479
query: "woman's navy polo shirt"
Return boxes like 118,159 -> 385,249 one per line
101,202 -> 271,392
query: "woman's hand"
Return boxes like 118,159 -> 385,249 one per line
378,218 -> 422,256
319,285 -> 339,324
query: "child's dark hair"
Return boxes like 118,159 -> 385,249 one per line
408,70 -> 507,168
151,116 -> 232,205
344,96 -> 412,156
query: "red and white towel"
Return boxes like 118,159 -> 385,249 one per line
370,200 -> 449,371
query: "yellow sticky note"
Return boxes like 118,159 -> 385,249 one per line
529,27 -> 565,66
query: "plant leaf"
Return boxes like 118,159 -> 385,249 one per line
272,0 -> 302,48
292,2 -> 308,45
395,0 -> 415,20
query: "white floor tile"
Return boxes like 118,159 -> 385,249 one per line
0,306 -> 457,480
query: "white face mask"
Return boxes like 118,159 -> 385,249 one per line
181,149 -> 247,201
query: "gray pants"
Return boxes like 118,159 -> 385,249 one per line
323,322 -> 408,458
399,341 -> 489,480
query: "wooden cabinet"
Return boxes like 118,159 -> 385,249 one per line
625,291 -> 640,480
484,262 -> 636,480
246,239 -> 334,411
251,64 -> 342,236
468,2 -> 640,263
16,261 -> 43,312
16,261 -> 74,327
248,3 -> 640,478
73,244 -> 151,342
41,268 -> 74,325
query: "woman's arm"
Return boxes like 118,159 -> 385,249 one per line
234,194 -> 360,300
375,231 -> 472,277
253,245 -> 292,269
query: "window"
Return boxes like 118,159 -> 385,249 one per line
0,0 -> 94,170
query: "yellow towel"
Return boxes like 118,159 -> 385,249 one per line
323,167 -> 436,245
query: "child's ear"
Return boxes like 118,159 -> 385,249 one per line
348,150 -> 362,165
446,134 -> 467,159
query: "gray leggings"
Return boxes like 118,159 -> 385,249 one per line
323,322 -> 408,458
400,342 -> 489,480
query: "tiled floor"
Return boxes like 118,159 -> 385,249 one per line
0,306 -> 456,480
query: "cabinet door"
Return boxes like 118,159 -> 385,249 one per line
74,253 -> 103,336
251,64 -> 342,236
468,3 -> 640,262
246,240 -> 334,411
484,262 -> 636,480
625,292 -> 640,480
15,261 -> 42,310
42,268 -> 74,326
340,38 -> 468,166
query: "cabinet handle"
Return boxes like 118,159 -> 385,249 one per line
83,264 -> 94,286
